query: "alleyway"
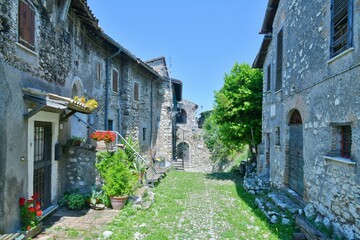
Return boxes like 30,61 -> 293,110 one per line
35,171 -> 295,239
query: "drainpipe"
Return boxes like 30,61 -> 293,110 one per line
105,49 -> 121,130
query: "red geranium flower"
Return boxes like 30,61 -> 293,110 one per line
19,194 -> 43,231
19,198 -> 26,206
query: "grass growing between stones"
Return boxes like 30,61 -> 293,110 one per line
105,171 -> 295,239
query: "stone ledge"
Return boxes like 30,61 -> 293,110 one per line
323,156 -> 356,166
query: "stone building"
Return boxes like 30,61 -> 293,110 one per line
253,0 -> 360,238
0,0 -> 180,233
173,99 -> 212,172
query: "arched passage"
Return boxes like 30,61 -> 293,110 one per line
288,109 -> 304,196
177,142 -> 189,162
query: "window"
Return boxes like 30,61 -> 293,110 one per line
18,0 -> 35,50
112,69 -> 118,93
331,0 -> 353,57
107,120 -> 113,131
275,127 -> 280,146
134,82 -> 139,101
176,109 -> 187,124
142,128 -> 146,142
266,64 -> 271,92
340,125 -> 351,158
275,29 -> 283,92
96,63 -> 101,81
330,124 -> 352,159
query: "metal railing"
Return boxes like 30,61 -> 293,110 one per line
73,114 -> 147,163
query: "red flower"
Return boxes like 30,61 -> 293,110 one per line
36,210 -> 43,217
28,207 -> 35,213
32,192 -> 40,200
27,226 -> 31,230
19,198 -> 26,206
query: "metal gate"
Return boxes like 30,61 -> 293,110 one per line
288,110 -> 304,196
33,122 -> 52,208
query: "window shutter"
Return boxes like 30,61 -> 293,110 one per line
266,64 -> 271,91
18,0 -> 35,50
275,29 -> 283,91
112,70 -> 118,92
134,83 -> 139,101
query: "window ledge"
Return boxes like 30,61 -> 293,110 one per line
16,42 -> 38,56
327,47 -> 355,64
323,156 -> 356,165
275,145 -> 281,149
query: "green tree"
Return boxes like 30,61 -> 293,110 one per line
213,63 -> 263,155
202,113 -> 231,170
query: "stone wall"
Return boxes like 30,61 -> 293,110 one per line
176,99 -> 213,172
259,0 -> 360,238
60,146 -> 97,195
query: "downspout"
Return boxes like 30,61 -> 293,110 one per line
105,49 -> 121,130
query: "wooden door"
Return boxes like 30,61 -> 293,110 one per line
33,122 -> 52,208
288,110 -> 304,196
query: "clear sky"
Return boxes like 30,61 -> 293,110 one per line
87,1 -> 268,112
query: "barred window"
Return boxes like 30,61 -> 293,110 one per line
112,69 -> 118,93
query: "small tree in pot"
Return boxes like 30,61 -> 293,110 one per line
96,150 -> 136,210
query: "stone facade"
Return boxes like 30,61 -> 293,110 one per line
0,0 -> 178,233
254,0 -> 360,238
175,99 -> 212,172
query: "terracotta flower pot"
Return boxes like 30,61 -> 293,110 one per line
110,196 -> 128,210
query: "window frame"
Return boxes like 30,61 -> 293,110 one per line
18,0 -> 36,51
107,120 -> 113,131
275,28 -> 283,92
330,0 -> 353,58
142,128 -> 146,142
329,123 -> 352,159
112,69 -> 119,93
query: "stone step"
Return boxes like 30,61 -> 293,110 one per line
268,191 -> 302,214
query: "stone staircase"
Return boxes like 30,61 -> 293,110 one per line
243,175 -> 339,239
171,160 -> 192,170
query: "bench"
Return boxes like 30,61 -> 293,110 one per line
0,233 -> 25,240
145,166 -> 163,188
154,163 -> 167,176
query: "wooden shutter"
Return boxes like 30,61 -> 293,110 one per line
266,64 -> 271,92
134,82 -> 139,101
275,29 -> 283,91
96,64 -> 101,81
331,0 -> 352,57
112,69 -> 118,92
18,0 -> 35,50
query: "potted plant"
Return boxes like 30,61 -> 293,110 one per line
19,193 -> 43,239
90,131 -> 116,151
68,136 -> 85,146
96,150 -> 136,210
132,156 -> 147,184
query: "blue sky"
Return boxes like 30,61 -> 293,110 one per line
87,1 -> 267,112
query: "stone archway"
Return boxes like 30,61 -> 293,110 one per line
288,110 -> 304,197
177,142 -> 189,162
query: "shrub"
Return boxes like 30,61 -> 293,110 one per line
60,192 -> 86,210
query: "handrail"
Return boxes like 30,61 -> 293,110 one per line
72,114 -> 147,163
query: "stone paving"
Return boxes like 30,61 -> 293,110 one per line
34,207 -> 119,239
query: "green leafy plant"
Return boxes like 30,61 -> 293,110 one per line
68,136 -> 85,146
19,192 -> 43,230
96,150 -> 137,197
60,192 -> 86,210
121,136 -> 140,164
132,156 -> 146,173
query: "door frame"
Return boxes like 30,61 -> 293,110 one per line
27,111 -> 59,204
